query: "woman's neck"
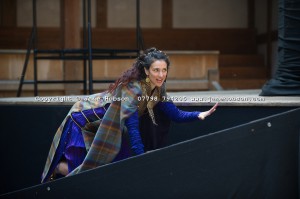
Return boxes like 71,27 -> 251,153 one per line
150,83 -> 156,91
150,87 -> 156,96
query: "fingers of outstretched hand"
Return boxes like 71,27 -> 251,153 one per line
199,103 -> 218,120
208,108 -> 216,115
208,102 -> 218,115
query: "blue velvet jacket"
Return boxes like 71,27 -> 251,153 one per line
125,101 -> 200,155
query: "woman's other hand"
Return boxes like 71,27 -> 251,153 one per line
198,102 -> 218,120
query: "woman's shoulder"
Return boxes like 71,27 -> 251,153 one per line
117,80 -> 143,96
127,80 -> 142,89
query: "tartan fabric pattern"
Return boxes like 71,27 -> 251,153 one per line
41,81 -> 142,182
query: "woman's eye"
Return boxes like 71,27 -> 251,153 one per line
152,68 -> 167,72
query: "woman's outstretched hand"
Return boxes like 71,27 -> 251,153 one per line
198,102 -> 218,120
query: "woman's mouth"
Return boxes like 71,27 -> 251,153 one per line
156,79 -> 163,84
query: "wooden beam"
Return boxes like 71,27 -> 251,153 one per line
0,0 -> 17,27
247,0 -> 255,28
61,0 -> 83,95
162,0 -> 173,29
91,28 -> 257,54
96,0 -> 107,28
0,28 -> 258,54
59,0 -> 65,49
61,0 -> 81,48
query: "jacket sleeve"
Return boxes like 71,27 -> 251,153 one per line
124,111 -> 144,155
157,101 -> 200,123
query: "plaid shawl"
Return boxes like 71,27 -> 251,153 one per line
41,81 -> 142,182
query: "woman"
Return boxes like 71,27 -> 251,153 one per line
41,47 -> 217,183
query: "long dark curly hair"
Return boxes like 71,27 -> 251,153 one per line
108,47 -> 170,93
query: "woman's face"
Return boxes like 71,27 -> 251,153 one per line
144,60 -> 168,89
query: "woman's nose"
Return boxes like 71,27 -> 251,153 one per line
158,71 -> 164,77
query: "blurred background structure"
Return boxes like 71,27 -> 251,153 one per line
0,0 -> 278,97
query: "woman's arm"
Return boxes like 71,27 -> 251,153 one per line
157,101 -> 200,122
158,101 -> 218,122
124,111 -> 144,155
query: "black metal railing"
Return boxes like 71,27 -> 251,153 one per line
17,0 -> 143,97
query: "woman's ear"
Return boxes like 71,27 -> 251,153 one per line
144,67 -> 149,76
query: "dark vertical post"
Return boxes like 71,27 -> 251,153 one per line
83,0 -> 87,94
32,0 -> 38,96
17,0 -> 38,96
88,0 -> 93,94
17,28 -> 35,97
